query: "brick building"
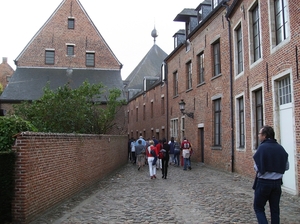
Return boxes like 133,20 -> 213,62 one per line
128,0 -> 300,195
0,57 -> 14,115
0,57 -> 13,89
0,0 -> 126,134
126,28 -> 168,140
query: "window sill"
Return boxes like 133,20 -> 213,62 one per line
197,82 -> 206,88
211,73 -> 222,81
186,88 -> 193,93
211,146 -> 222,150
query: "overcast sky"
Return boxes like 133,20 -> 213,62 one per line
0,0 -> 201,79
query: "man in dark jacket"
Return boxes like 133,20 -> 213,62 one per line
161,138 -> 170,179
253,125 -> 289,224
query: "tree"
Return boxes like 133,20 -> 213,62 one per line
13,81 -> 125,134
0,115 -> 37,151
0,83 -> 3,95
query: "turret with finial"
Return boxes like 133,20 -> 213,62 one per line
151,26 -> 158,44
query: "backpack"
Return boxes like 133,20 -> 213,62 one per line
159,149 -> 167,159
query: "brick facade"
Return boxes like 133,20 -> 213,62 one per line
15,0 -> 120,70
127,82 -> 168,141
166,6 -> 233,172
127,0 -> 300,195
12,132 -> 127,223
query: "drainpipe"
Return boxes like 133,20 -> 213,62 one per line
223,1 -> 234,172
164,61 -> 169,141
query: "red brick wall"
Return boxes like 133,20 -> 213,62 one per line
12,132 -> 127,223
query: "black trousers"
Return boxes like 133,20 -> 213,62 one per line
162,158 -> 169,177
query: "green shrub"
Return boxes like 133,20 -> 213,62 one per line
14,82 -> 125,134
0,115 -> 37,152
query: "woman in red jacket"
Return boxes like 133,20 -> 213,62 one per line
146,140 -> 157,179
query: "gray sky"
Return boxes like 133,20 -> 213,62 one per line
0,0 -> 201,79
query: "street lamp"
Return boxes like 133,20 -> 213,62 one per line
179,99 -> 194,119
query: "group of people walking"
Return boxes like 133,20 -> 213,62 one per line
128,135 -> 193,180
127,125 -> 290,224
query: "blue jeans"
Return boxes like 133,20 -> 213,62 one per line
253,178 -> 282,224
183,158 -> 189,170
174,150 -> 180,166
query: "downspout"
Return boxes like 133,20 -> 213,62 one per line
164,61 -> 169,141
223,1 -> 234,172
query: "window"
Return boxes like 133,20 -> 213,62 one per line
45,50 -> 55,65
278,76 -> 291,105
274,0 -> 289,45
213,0 -> 221,8
127,111 -> 129,124
213,41 -> 221,76
181,117 -> 185,141
86,52 -> 95,67
171,118 -> 179,138
68,18 -> 75,29
161,97 -> 165,115
151,102 -> 154,118
67,45 -> 74,56
198,52 -> 204,84
254,89 -> 263,149
186,61 -> 192,89
174,36 -> 178,48
143,105 -> 145,120
251,4 -> 261,62
173,71 -> 178,96
213,99 -> 221,146
136,108 -> 138,122
235,25 -> 244,74
237,97 -> 245,148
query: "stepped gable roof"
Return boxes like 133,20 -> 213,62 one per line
0,67 -> 124,102
124,44 -> 167,90
174,8 -> 198,22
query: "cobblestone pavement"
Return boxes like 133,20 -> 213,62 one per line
31,162 -> 300,224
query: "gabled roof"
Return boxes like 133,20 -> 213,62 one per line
124,44 -> 167,90
15,0 -> 122,68
0,68 -> 124,102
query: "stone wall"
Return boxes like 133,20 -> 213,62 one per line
11,132 -> 128,223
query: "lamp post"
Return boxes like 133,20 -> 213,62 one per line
179,99 -> 194,119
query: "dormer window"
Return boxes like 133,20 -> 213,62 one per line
213,0 -> 221,9
174,36 -> 178,48
68,18 -> 75,29
198,8 -> 203,23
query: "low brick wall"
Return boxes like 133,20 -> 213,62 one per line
11,132 -> 128,223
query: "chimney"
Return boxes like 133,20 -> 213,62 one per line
2,57 -> 8,64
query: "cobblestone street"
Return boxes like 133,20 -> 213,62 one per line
31,162 -> 300,224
